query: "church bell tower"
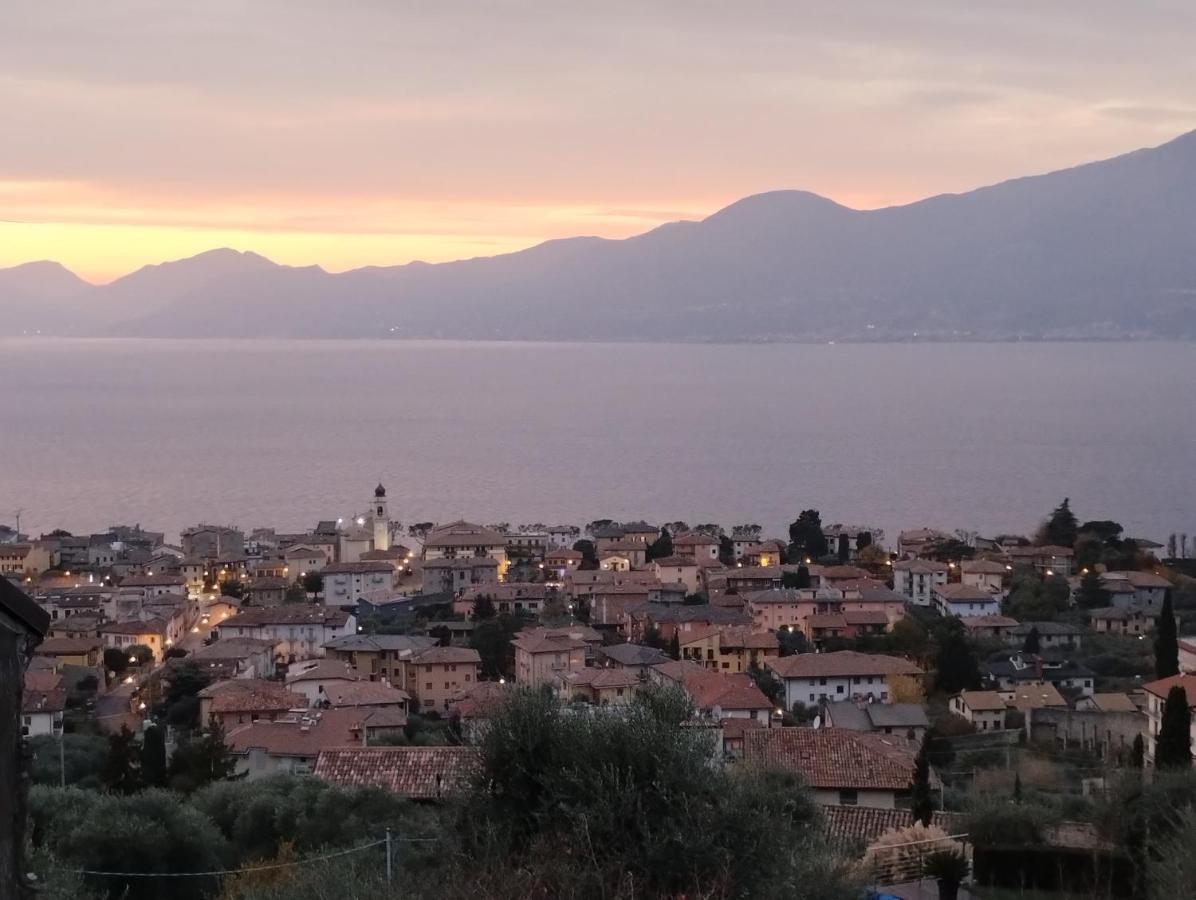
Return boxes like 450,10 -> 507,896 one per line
371,483 -> 390,551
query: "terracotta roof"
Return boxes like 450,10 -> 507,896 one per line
34,636 -> 102,655
227,707 -> 366,757
824,807 -> 962,846
768,651 -> 922,679
461,582 -> 553,601
957,689 -> 1007,712
673,532 -> 720,547
199,679 -> 305,713
814,565 -> 873,580
189,637 -> 277,659
598,643 -> 671,668
959,615 -> 1019,629
286,659 -> 358,684
511,632 -> 587,654
323,561 -> 395,574
742,728 -> 918,790
222,606 -> 350,627
960,560 -> 1009,575
1088,692 -> 1139,713
1142,673 -> 1196,705
324,634 -> 437,654
409,646 -> 481,665
423,521 -> 506,548
313,746 -> 479,798
99,618 -> 168,636
119,574 -> 187,587
654,663 -> 772,712
719,716 -> 765,738
934,583 -> 999,602
324,681 -> 410,707
562,667 -> 642,690
651,556 -> 699,567
892,559 -> 949,574
843,610 -> 890,626
1004,683 -> 1067,710
544,548 -> 583,561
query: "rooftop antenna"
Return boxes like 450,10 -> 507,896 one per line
13,508 -> 24,537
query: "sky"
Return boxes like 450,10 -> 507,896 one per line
2,2 -> 1195,284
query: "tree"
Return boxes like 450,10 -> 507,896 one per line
1021,625 -> 1041,655
572,539 -> 598,568
1130,733 -> 1145,769
664,521 -> 690,536
1041,498 -> 1079,547
788,509 -> 828,561
469,612 -> 534,679
103,647 -> 129,677
539,596 -> 570,627
220,579 -> 244,599
471,594 -> 496,621
283,583 -> 308,604
934,619 -> 980,694
718,535 -> 736,565
1156,593 -> 1180,678
301,571 -> 323,596
731,524 -> 762,541
642,624 -> 665,651
645,527 -> 674,562
747,664 -> 782,706
168,715 -> 239,792
160,662 -> 211,730
836,534 -> 850,563
29,734 -> 107,788
1076,569 -> 1111,610
140,724 -> 168,788
776,627 -> 807,657
102,725 -> 143,794
1155,686 -> 1193,770
585,519 -> 616,537
668,631 -> 681,661
910,735 -> 934,826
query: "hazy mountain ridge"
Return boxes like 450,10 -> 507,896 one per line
3,130 -> 1195,340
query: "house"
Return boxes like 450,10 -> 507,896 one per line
1099,571 -> 1171,612
960,559 -> 1008,592
676,625 -> 779,674
960,615 -> 1019,641
984,651 -> 1095,697
216,605 -> 356,661
650,556 -> 702,595
117,573 -> 189,603
283,545 -> 327,575
588,582 -> 658,629
184,637 -> 278,680
1141,673 -> 1196,766
1027,699 -> 1146,763
404,645 -> 482,712
897,528 -> 949,559
323,633 -> 437,683
892,560 -> 949,607
822,525 -> 885,562
285,658 -> 361,705
322,561 -> 395,604
617,522 -> 659,545
721,566 -> 783,594
448,681 -> 514,741
420,556 -> 500,596
421,521 -> 509,579
1090,607 -> 1152,635
672,532 -> 721,562
597,642 -> 671,673
598,552 -> 632,573
511,630 -> 587,685
100,617 -> 172,662
950,690 -> 1008,731
742,540 -> 786,568
227,707 -> 403,778
745,588 -> 811,631
823,700 -> 930,742
1001,682 -> 1069,713
198,678 -> 306,728
543,547 -> 582,579
651,660 -> 773,724
559,667 -> 642,705
32,636 -> 103,669
1005,545 -> 1074,577
21,670 -> 65,736
768,651 -> 923,711
933,583 -> 1001,618
1180,639 -> 1196,675
182,525 -> 245,560
743,728 -> 925,809
624,603 -> 752,644
810,565 -> 874,588
245,577 -> 289,607
1008,621 -> 1085,649
250,558 -> 291,580
313,746 -> 479,799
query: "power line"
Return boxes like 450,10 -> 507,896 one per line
68,835 -> 435,878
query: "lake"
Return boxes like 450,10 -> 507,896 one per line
0,338 -> 1192,546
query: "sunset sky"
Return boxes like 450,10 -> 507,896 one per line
3,1 -> 1195,283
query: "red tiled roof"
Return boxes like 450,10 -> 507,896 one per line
768,651 -> 922,679
34,636 -> 102,655
410,646 -> 481,665
1141,674 -> 1196,706
221,606 -> 350,627
742,728 -> 918,790
199,679 -> 304,713
314,746 -> 479,798
823,807 -> 962,845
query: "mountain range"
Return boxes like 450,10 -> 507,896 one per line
4,129 -> 1196,341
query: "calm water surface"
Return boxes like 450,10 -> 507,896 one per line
0,339 -> 1192,544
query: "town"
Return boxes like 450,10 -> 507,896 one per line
4,488 -> 1196,899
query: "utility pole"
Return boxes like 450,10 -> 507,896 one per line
384,829 -> 393,884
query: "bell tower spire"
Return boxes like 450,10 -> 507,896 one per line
371,482 -> 390,551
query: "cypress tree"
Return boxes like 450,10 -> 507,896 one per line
102,724 -> 143,794
668,631 -> 681,661
1155,593 -> 1179,679
1129,733 -> 1145,769
140,723 -> 168,787
910,736 -> 934,826
1155,686 -> 1192,770
1022,626 -> 1041,655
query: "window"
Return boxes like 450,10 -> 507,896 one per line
839,789 -> 858,806
836,685 -> 845,694
425,683 -> 432,690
